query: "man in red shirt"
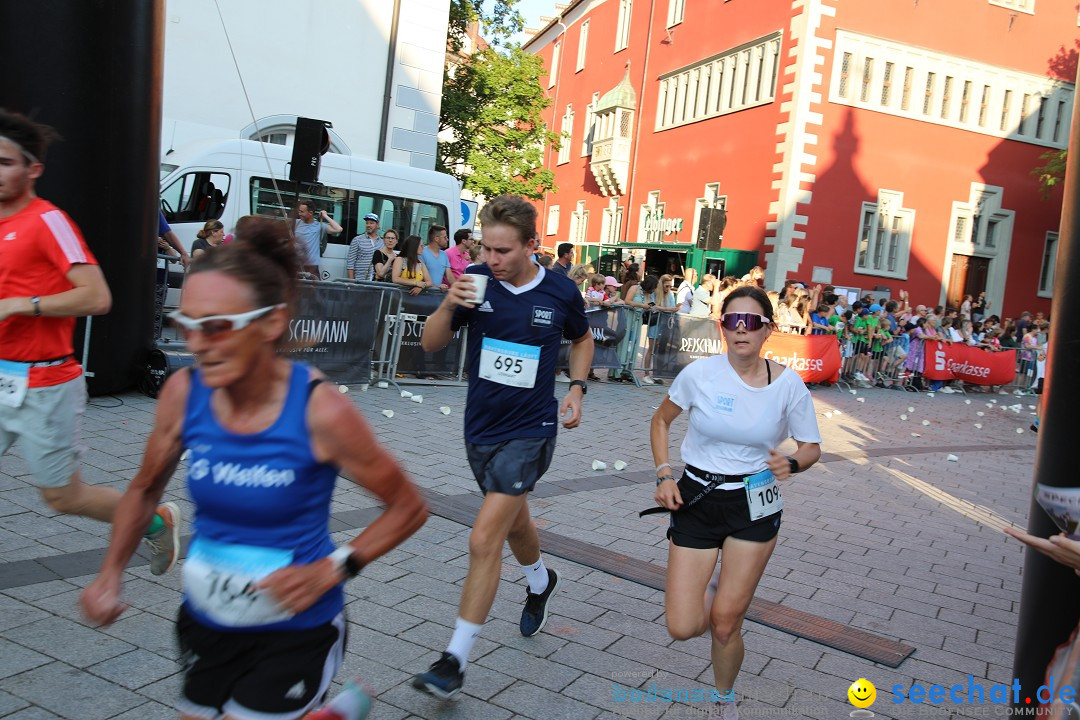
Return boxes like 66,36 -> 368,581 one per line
0,110 -> 181,575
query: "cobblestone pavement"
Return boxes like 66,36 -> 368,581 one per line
0,376 -> 1038,720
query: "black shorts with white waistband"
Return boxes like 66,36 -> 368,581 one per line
175,605 -> 347,720
667,472 -> 782,550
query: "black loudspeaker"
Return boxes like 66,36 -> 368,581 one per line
696,207 -> 727,251
289,117 -> 332,184
139,346 -> 197,398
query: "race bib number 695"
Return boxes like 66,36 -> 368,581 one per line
479,338 -> 540,389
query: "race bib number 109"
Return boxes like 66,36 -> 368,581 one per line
479,338 -> 540,389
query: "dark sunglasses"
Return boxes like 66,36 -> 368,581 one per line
168,304 -> 284,338
720,312 -> 771,331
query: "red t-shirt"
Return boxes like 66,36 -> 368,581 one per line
0,197 -> 97,387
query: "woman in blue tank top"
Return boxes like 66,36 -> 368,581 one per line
81,217 -> 427,720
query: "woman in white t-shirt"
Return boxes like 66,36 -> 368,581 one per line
648,285 -> 822,718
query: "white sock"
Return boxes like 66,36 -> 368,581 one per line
521,557 -> 549,595
446,618 -> 482,670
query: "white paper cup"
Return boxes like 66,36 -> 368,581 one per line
461,273 -> 488,305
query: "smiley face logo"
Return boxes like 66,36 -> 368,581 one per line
847,678 -> 876,709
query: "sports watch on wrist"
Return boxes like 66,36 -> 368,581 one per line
329,546 -> 364,579
785,456 -> 800,475
568,379 -> 588,395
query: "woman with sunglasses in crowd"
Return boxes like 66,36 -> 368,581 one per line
81,217 -> 427,720
648,285 -> 821,719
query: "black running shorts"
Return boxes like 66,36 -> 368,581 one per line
465,436 -> 557,496
667,473 -> 782,550
175,605 -> 346,720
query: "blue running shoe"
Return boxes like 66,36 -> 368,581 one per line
411,652 -> 464,700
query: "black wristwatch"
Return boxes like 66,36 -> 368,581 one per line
569,379 -> 588,395
786,456 -> 800,475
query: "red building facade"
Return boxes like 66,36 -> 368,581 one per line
525,0 -> 1075,316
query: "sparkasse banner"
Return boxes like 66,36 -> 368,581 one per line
920,341 -> 1016,385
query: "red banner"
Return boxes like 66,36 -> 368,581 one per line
760,333 -> 843,384
920,341 -> 1016,385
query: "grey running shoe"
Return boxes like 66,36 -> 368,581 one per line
145,502 -> 182,575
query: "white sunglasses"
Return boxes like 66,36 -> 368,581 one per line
167,304 -> 284,337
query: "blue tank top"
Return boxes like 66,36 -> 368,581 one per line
181,362 -> 342,631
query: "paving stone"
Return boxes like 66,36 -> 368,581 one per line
474,646 -> 582,692
86,649 -> 182,690
4,617 -> 135,668
490,680 -> 602,720
1,662 -> 144,720
0,638 -> 52,681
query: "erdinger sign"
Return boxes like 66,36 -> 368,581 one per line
920,341 -> 1016,385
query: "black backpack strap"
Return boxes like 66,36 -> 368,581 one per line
307,376 -> 325,399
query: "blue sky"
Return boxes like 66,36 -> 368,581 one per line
514,0 -> 557,42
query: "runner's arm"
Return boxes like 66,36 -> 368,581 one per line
420,278 -> 475,352
0,263 -> 112,322
651,397 -> 685,510
81,369 -> 189,624
258,386 -> 428,612
559,330 -> 594,429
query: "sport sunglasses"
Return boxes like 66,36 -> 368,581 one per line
719,312 -> 771,331
167,304 -> 284,338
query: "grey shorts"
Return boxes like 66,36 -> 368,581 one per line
0,374 -> 86,488
465,436 -> 557,496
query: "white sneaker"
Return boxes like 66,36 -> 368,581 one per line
641,375 -> 655,385
555,373 -> 572,383
855,371 -> 869,382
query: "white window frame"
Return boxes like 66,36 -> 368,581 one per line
615,0 -> 632,52
601,197 -> 624,244
1038,231 -> 1058,298
989,0 -> 1034,14
558,105 -> 574,165
568,201 -> 590,246
546,205 -> 561,236
853,189 -> 914,280
829,30 -> 1071,150
576,20 -> 589,73
548,42 -> 560,89
655,32 -> 782,131
667,0 -> 686,28
582,92 -> 598,156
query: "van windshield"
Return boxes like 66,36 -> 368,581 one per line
250,176 -> 448,244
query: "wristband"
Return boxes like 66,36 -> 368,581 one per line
30,296 -> 41,316
656,474 -> 674,486
655,463 -> 671,474
329,546 -> 364,579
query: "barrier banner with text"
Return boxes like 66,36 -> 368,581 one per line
557,307 -> 628,369
389,289 -> 466,376
289,281 -> 379,384
652,313 -> 842,383
919,341 -> 1016,385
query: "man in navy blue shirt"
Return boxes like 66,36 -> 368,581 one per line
412,195 -> 594,699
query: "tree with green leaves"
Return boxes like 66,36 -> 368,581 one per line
448,0 -> 523,51
1033,149 -> 1066,199
441,1 -> 559,200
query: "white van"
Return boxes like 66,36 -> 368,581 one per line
159,138 -> 463,281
